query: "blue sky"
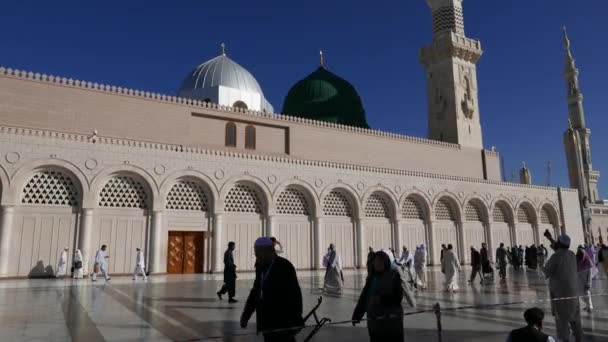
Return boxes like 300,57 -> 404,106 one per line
0,0 -> 606,196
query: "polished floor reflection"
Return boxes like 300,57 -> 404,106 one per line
0,267 -> 606,341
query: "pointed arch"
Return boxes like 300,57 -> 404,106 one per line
219,175 -> 271,215
400,191 -> 431,223
89,165 -> 158,210
159,170 -> 218,213
464,197 -> 489,223
273,179 -> 319,218
319,183 -> 360,219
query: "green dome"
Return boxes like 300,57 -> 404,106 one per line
282,66 -> 369,128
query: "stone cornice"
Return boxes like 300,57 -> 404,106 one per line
0,124 -> 568,193
420,32 -> 482,65
0,66 -> 461,150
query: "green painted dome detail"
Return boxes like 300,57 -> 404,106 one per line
282,66 -> 369,128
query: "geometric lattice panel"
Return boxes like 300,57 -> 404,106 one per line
224,183 -> 262,213
464,201 -> 483,222
98,175 -> 149,209
432,6 -> 464,35
166,180 -> 209,211
517,205 -> 534,224
323,190 -> 352,217
402,196 -> 425,220
540,205 -> 557,225
21,170 -> 79,207
276,187 -> 310,216
435,198 -> 456,221
365,193 -> 391,218
492,204 -> 509,223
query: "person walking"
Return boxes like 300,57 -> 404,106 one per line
352,250 -> 416,342
366,247 -> 375,275
442,244 -> 461,292
55,247 -> 69,279
92,245 -> 110,282
398,246 -> 415,285
538,244 -> 548,269
506,307 -> 556,342
322,243 -> 343,295
132,247 -> 147,281
414,244 -> 427,289
599,243 -> 608,275
576,246 -> 593,312
217,241 -> 237,303
73,249 -> 84,279
543,234 -> 583,342
241,237 -> 303,342
496,243 -> 508,281
480,242 -> 493,279
469,246 -> 483,285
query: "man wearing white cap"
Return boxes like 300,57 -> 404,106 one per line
55,247 -> 69,279
241,237 -> 303,342
543,234 -> 583,341
133,247 -> 147,281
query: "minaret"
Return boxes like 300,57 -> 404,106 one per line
420,0 -> 484,149
519,162 -> 532,185
562,27 -> 601,203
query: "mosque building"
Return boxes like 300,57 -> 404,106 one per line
0,0 -> 602,278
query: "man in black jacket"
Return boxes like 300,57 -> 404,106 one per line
217,241 -> 237,303
240,237 -> 303,342
507,307 -> 555,342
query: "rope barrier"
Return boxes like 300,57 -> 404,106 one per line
176,291 -> 608,342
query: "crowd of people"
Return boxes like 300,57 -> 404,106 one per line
49,232 -> 608,342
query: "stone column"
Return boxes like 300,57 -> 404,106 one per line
457,221 -> 465,264
485,221 -> 494,262
393,219 -> 402,251
149,211 -> 163,274
426,220 -> 436,265
0,206 -> 15,276
78,208 -> 94,274
213,213 -> 224,272
355,219 -> 365,269
267,215 -> 276,238
313,217 -> 323,269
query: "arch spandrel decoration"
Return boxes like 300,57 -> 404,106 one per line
224,183 -> 262,214
276,186 -> 310,216
98,175 -> 149,209
166,179 -> 209,211
435,197 -> 457,221
364,192 -> 392,218
323,190 -> 353,217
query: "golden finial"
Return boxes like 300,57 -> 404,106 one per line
320,49 -> 325,68
522,161 -> 527,169
221,43 -> 226,56
568,118 -> 573,129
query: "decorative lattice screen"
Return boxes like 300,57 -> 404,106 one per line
517,205 -> 534,224
21,170 -> 79,207
323,190 -> 353,217
540,206 -> 556,225
464,201 -> 483,222
99,175 -> 149,209
365,193 -> 391,218
166,180 -> 209,211
435,198 -> 456,221
402,196 -> 425,220
492,204 -> 509,223
276,187 -> 310,216
224,183 -> 262,213
432,6 -> 464,35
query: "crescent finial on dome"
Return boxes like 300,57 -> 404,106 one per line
221,42 -> 226,56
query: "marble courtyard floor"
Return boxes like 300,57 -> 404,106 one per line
0,267 -> 606,342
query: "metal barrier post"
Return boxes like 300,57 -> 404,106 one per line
433,302 -> 443,342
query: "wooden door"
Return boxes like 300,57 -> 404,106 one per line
183,232 -> 204,274
167,232 -> 184,274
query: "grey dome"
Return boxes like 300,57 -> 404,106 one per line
178,54 -> 263,97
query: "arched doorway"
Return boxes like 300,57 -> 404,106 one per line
433,196 -> 460,262
274,186 -> 314,269
399,195 -> 428,251
363,192 -> 395,251
492,201 -> 514,248
516,203 -> 537,247
14,168 -> 81,277
94,173 -> 152,274
463,199 -> 487,263
322,189 -> 356,268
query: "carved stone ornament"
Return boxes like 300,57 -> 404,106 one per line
214,169 -> 225,180
394,185 -> 402,193
315,179 -> 323,188
85,159 -> 98,170
5,152 -> 20,164
268,175 -> 277,184
154,165 -> 166,175
357,182 -> 365,191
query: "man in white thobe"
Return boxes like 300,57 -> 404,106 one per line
133,247 -> 147,281
92,244 -> 110,282
414,245 -> 428,289
543,234 -> 583,342
55,247 -> 69,279
442,244 -> 461,292
323,243 -> 343,295
398,246 -> 415,285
